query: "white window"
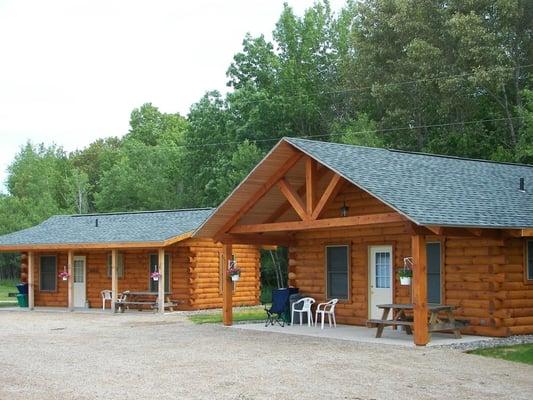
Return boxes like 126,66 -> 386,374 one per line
107,253 -> 124,278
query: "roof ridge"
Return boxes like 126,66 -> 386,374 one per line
285,136 -> 533,168
67,208 -> 214,218
389,148 -> 533,168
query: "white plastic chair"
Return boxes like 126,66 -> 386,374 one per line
315,298 -> 338,329
291,297 -> 315,327
101,290 -> 112,310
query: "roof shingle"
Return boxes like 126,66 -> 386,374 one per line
0,208 -> 214,247
286,137 -> 533,228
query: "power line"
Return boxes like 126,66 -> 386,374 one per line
181,116 -> 523,148
224,63 -> 533,108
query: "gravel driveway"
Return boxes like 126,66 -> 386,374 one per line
0,311 -> 531,400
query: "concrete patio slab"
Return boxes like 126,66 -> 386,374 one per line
233,322 -> 495,347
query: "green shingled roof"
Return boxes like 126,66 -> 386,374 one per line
286,137 -> 533,229
0,208 -> 214,248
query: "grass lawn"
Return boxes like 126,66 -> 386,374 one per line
0,279 -> 18,306
469,344 -> 533,365
189,308 -> 266,324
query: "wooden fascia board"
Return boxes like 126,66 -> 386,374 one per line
214,151 -> 303,239
277,178 -> 308,221
230,212 -> 404,234
522,229 -> 533,237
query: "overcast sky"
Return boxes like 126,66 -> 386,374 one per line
0,0 -> 345,192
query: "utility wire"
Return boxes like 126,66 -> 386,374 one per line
180,116 -> 523,148
223,63 -> 533,107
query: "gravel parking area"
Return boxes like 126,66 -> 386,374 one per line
0,311 -> 532,400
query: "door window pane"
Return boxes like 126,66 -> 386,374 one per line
149,254 -> 170,292
326,246 -> 349,299
374,252 -> 391,288
74,259 -> 84,283
40,256 -> 57,291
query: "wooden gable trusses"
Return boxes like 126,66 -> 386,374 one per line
217,152 -> 405,238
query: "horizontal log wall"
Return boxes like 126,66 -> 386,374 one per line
288,184 -> 533,336
32,253 -> 69,307
187,239 -> 260,309
290,185 -> 411,326
25,239 -> 260,310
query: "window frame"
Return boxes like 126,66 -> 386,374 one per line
148,253 -> 171,293
525,239 -> 533,284
39,255 -> 57,292
107,253 -> 125,279
324,244 -> 351,301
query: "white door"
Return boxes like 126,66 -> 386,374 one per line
369,246 -> 393,319
73,256 -> 86,308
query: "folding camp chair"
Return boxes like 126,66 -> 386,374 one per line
264,288 -> 290,327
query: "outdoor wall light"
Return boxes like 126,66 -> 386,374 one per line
340,201 -> 349,217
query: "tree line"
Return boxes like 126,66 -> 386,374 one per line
0,0 -> 532,279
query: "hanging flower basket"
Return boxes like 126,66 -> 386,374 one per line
398,257 -> 413,286
59,271 -> 70,281
228,260 -> 241,282
399,276 -> 412,286
151,271 -> 162,281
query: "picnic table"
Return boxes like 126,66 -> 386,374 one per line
114,291 -> 178,313
366,303 -> 468,339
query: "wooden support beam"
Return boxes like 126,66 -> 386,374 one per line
218,234 -> 292,247
265,166 -> 329,223
214,152 -> 302,239
111,249 -> 118,312
158,248 -> 165,314
27,252 -> 34,310
311,174 -> 344,220
277,178 -> 308,221
412,234 -> 429,346
68,250 -> 74,311
305,157 -> 316,215
230,212 -> 404,234
522,229 -> 533,237
222,243 -> 233,326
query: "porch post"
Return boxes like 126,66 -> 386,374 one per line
67,250 -> 74,311
222,243 -> 233,326
111,249 -> 118,312
412,234 -> 428,346
27,252 -> 34,310
158,248 -> 165,314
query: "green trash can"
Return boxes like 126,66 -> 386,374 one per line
16,294 -> 28,308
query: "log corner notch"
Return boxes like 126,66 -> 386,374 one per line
222,243 -> 233,326
412,234 -> 429,346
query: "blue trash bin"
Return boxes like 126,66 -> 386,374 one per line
16,283 -> 28,295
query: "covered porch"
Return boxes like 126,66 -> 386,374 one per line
194,137 -> 533,345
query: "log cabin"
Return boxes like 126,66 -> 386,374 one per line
194,137 -> 533,345
0,208 -> 260,312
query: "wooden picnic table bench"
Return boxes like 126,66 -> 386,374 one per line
366,303 -> 468,339
114,291 -> 179,313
